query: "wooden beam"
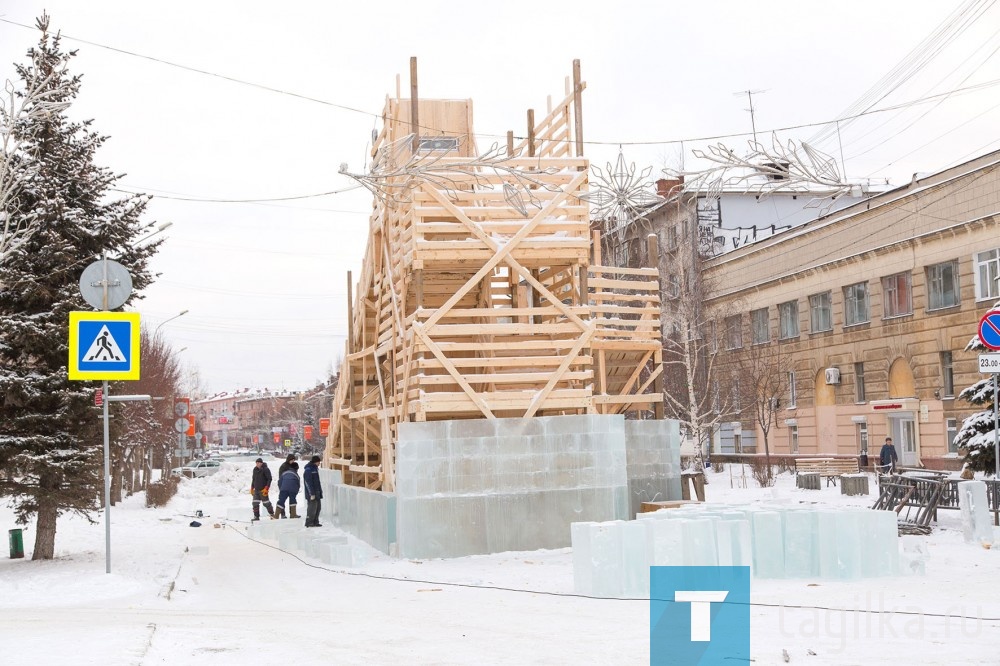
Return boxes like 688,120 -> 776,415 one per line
573,59 -> 584,158
410,56 -> 419,153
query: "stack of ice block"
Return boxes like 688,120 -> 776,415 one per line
247,516 -> 369,567
572,503 -> 901,598
394,415 -> 681,559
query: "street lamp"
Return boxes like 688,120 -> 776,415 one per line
134,221 -> 173,246
154,309 -> 189,335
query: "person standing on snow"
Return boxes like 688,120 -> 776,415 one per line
250,457 -> 275,521
278,453 -> 296,477
879,437 -> 898,474
275,461 -> 300,519
303,455 -> 323,527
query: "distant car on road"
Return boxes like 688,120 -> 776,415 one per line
170,459 -> 222,479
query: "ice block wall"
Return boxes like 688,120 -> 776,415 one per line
394,414 -> 680,559
572,503 -> 901,598
624,419 -> 682,518
318,468 -> 398,555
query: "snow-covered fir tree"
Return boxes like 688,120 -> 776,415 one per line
0,15 -> 159,559
955,299 -> 1000,475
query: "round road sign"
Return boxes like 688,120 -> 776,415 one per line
79,259 -> 133,310
978,310 -> 1000,351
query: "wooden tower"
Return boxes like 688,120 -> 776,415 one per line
326,60 -> 663,491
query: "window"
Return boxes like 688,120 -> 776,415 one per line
926,261 -> 960,310
779,300 -> 799,339
712,380 -> 720,414
947,418 -> 958,453
882,272 -> 912,318
789,425 -> 799,453
667,225 -> 678,250
809,292 -> 832,332
732,375 -> 741,411
856,422 -> 869,454
751,308 -> 769,345
709,320 -> 718,353
844,282 -> 870,326
667,274 -> 680,299
854,362 -> 866,402
788,371 -> 797,407
725,315 -> 743,349
941,351 -> 954,398
418,136 -> 460,151
975,249 -> 1000,301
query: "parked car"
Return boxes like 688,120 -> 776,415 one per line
170,459 -> 222,479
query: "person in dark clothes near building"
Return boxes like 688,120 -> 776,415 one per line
275,461 -> 300,519
303,455 -> 323,527
278,453 -> 296,477
250,458 -> 275,521
879,437 -> 899,474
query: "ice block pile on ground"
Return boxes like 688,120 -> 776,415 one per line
392,415 -> 680,559
245,513 -> 369,567
572,503 -> 901,598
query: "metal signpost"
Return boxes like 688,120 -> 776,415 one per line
69,256 -> 147,574
977,310 -> 1000,524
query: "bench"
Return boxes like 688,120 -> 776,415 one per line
794,457 -> 860,487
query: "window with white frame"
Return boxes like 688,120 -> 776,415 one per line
926,261 -> 960,310
779,300 -> 799,339
809,291 -> 832,332
725,314 -> 743,349
667,274 -> 680,299
667,225 -> 678,250
975,249 -> 1000,301
788,371 -> 797,407
854,361 -> 866,402
751,308 -> 769,345
789,425 -> 799,453
882,272 -> 913,318
844,282 -> 870,326
941,351 -> 954,398
947,418 -> 958,453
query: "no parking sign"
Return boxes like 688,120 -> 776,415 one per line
978,310 -> 1000,350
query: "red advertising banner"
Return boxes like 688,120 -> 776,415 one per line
273,432 -> 281,444
319,418 -> 330,436
304,425 -> 314,440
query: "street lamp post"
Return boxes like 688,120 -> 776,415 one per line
154,309 -> 189,336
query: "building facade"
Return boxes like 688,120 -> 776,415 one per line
703,150 -> 1000,469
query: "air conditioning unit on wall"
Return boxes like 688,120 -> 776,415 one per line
825,367 -> 841,385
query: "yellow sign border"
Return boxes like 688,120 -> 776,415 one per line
68,311 -> 141,380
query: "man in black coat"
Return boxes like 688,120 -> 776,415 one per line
251,458 -> 275,520
879,437 -> 899,474
278,453 -> 296,478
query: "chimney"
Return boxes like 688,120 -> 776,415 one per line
656,176 -> 684,198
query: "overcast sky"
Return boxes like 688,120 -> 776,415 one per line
2,1 -> 999,394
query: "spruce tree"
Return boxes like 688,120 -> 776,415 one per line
956,299 -> 1000,475
0,15 -> 159,559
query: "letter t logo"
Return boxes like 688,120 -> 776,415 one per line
675,590 -> 729,641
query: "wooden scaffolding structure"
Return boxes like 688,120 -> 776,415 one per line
325,60 -> 664,491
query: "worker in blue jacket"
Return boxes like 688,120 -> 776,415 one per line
275,461 -> 300,519
303,455 -> 323,527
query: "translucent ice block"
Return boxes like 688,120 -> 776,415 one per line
834,511 -> 863,579
957,480 -> 993,545
783,510 -> 817,578
621,520 -> 649,598
647,517 -> 685,566
682,518 -> 719,566
589,521 -> 625,598
751,511 -> 784,578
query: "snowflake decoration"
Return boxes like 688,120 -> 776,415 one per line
582,150 -> 662,243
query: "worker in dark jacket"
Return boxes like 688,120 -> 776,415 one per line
275,461 -> 300,519
250,458 -> 275,521
879,437 -> 899,474
303,455 -> 323,527
278,453 -> 296,477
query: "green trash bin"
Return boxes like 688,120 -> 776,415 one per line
8,528 -> 24,559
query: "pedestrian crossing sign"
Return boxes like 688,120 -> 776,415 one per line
68,311 -> 141,380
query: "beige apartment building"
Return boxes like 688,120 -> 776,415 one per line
704,150 -> 1000,469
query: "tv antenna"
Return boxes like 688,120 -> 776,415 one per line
734,89 -> 768,144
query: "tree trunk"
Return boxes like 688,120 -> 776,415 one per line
32,498 -> 58,560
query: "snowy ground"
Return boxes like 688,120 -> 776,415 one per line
1,461 -> 998,665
